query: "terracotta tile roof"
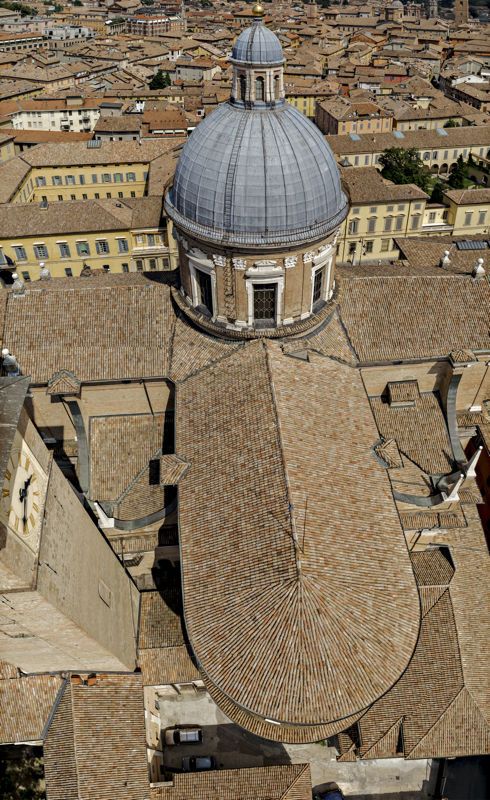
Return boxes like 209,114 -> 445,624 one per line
44,674 -> 151,800
137,586 -> 199,686
177,341 -> 419,729
341,167 -> 428,202
21,138 -> 178,168
327,124 -> 490,156
396,237 -> 488,275
281,309 -> 358,366
0,196 -> 164,238
2,275 -> 175,384
370,392 -> 454,475
89,413 -> 165,502
139,646 -> 199,686
150,764 -> 312,799
0,672 -> 64,744
338,276 -> 490,363
168,314 -> 243,383
351,521 -> 490,760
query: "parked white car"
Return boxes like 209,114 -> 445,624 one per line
164,727 -> 202,745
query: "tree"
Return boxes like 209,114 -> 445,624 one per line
444,118 -> 459,128
149,70 -> 171,90
0,746 -> 45,800
430,180 -> 445,204
448,155 -> 469,189
378,147 -> 431,193
73,0 -> 82,5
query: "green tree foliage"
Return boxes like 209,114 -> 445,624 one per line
448,154 -> 469,189
149,70 -> 171,90
0,0 -> 36,16
0,746 -> 45,800
430,180 -> 445,204
378,147 -> 431,193
73,0 -> 82,4
444,118 -> 459,128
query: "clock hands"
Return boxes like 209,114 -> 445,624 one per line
19,475 -> 32,527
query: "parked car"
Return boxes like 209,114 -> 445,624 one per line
313,783 -> 344,800
164,727 -> 203,746
182,755 -> 216,772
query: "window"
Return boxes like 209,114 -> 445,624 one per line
76,241 -> 90,256
348,218 -> 359,235
122,263 -> 129,273
381,238 -> 391,252
414,203 -> 422,210
428,211 -> 436,223
126,172 -> 136,181
395,215 -> 404,231
369,206 -> 377,213
0,248 -> 5,265
114,173 -> 123,182
367,217 -> 376,233
33,244 -> 48,259
274,75 -> 280,100
13,246 -> 27,261
196,268 -> 213,314
130,191 -> 136,198
423,151 -> 430,161
65,175 -> 75,185
21,271 -> 30,282
94,192 -> 100,199
82,193 -> 88,200
253,283 -> 276,325
386,205 -> 394,213
96,239 -> 109,254
397,204 -> 405,211
365,240 -> 374,253
103,265 -> 110,272
106,192 -> 112,199
410,215 -> 420,230
384,217 -> 393,232
464,212 -> 473,226
149,258 -> 157,270
70,194 -> 76,201
117,238 -> 129,253
65,267 -> 73,277
79,174 -> 85,185
477,210 -> 486,225
102,173 -> 111,183
52,175 -> 62,186
92,174 -> 98,183
148,233 -> 157,247
35,176 -> 46,187
348,242 -> 356,255
118,191 -> 123,198
58,194 -> 63,201
255,76 -> 265,101
432,151 -> 438,159
58,242 -> 71,258
312,268 -> 324,307
135,259 -> 143,271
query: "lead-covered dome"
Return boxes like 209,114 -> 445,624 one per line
165,103 -> 348,248
231,21 -> 284,65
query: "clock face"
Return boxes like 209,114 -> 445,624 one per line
2,439 -> 46,553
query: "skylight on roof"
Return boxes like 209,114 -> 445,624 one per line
393,130 -> 405,139
87,139 -> 102,148
349,133 -> 361,141
456,240 -> 489,251
436,128 -> 448,136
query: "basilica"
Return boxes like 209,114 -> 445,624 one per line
0,5 -> 489,797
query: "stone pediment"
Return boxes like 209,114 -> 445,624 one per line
46,370 -> 81,397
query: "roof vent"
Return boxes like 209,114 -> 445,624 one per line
87,139 -> 102,148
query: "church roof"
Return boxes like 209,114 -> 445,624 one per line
166,101 -> 347,247
176,341 -> 420,728
231,20 -> 284,65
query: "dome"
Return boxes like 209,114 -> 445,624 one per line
231,22 -> 284,66
165,103 -> 348,248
